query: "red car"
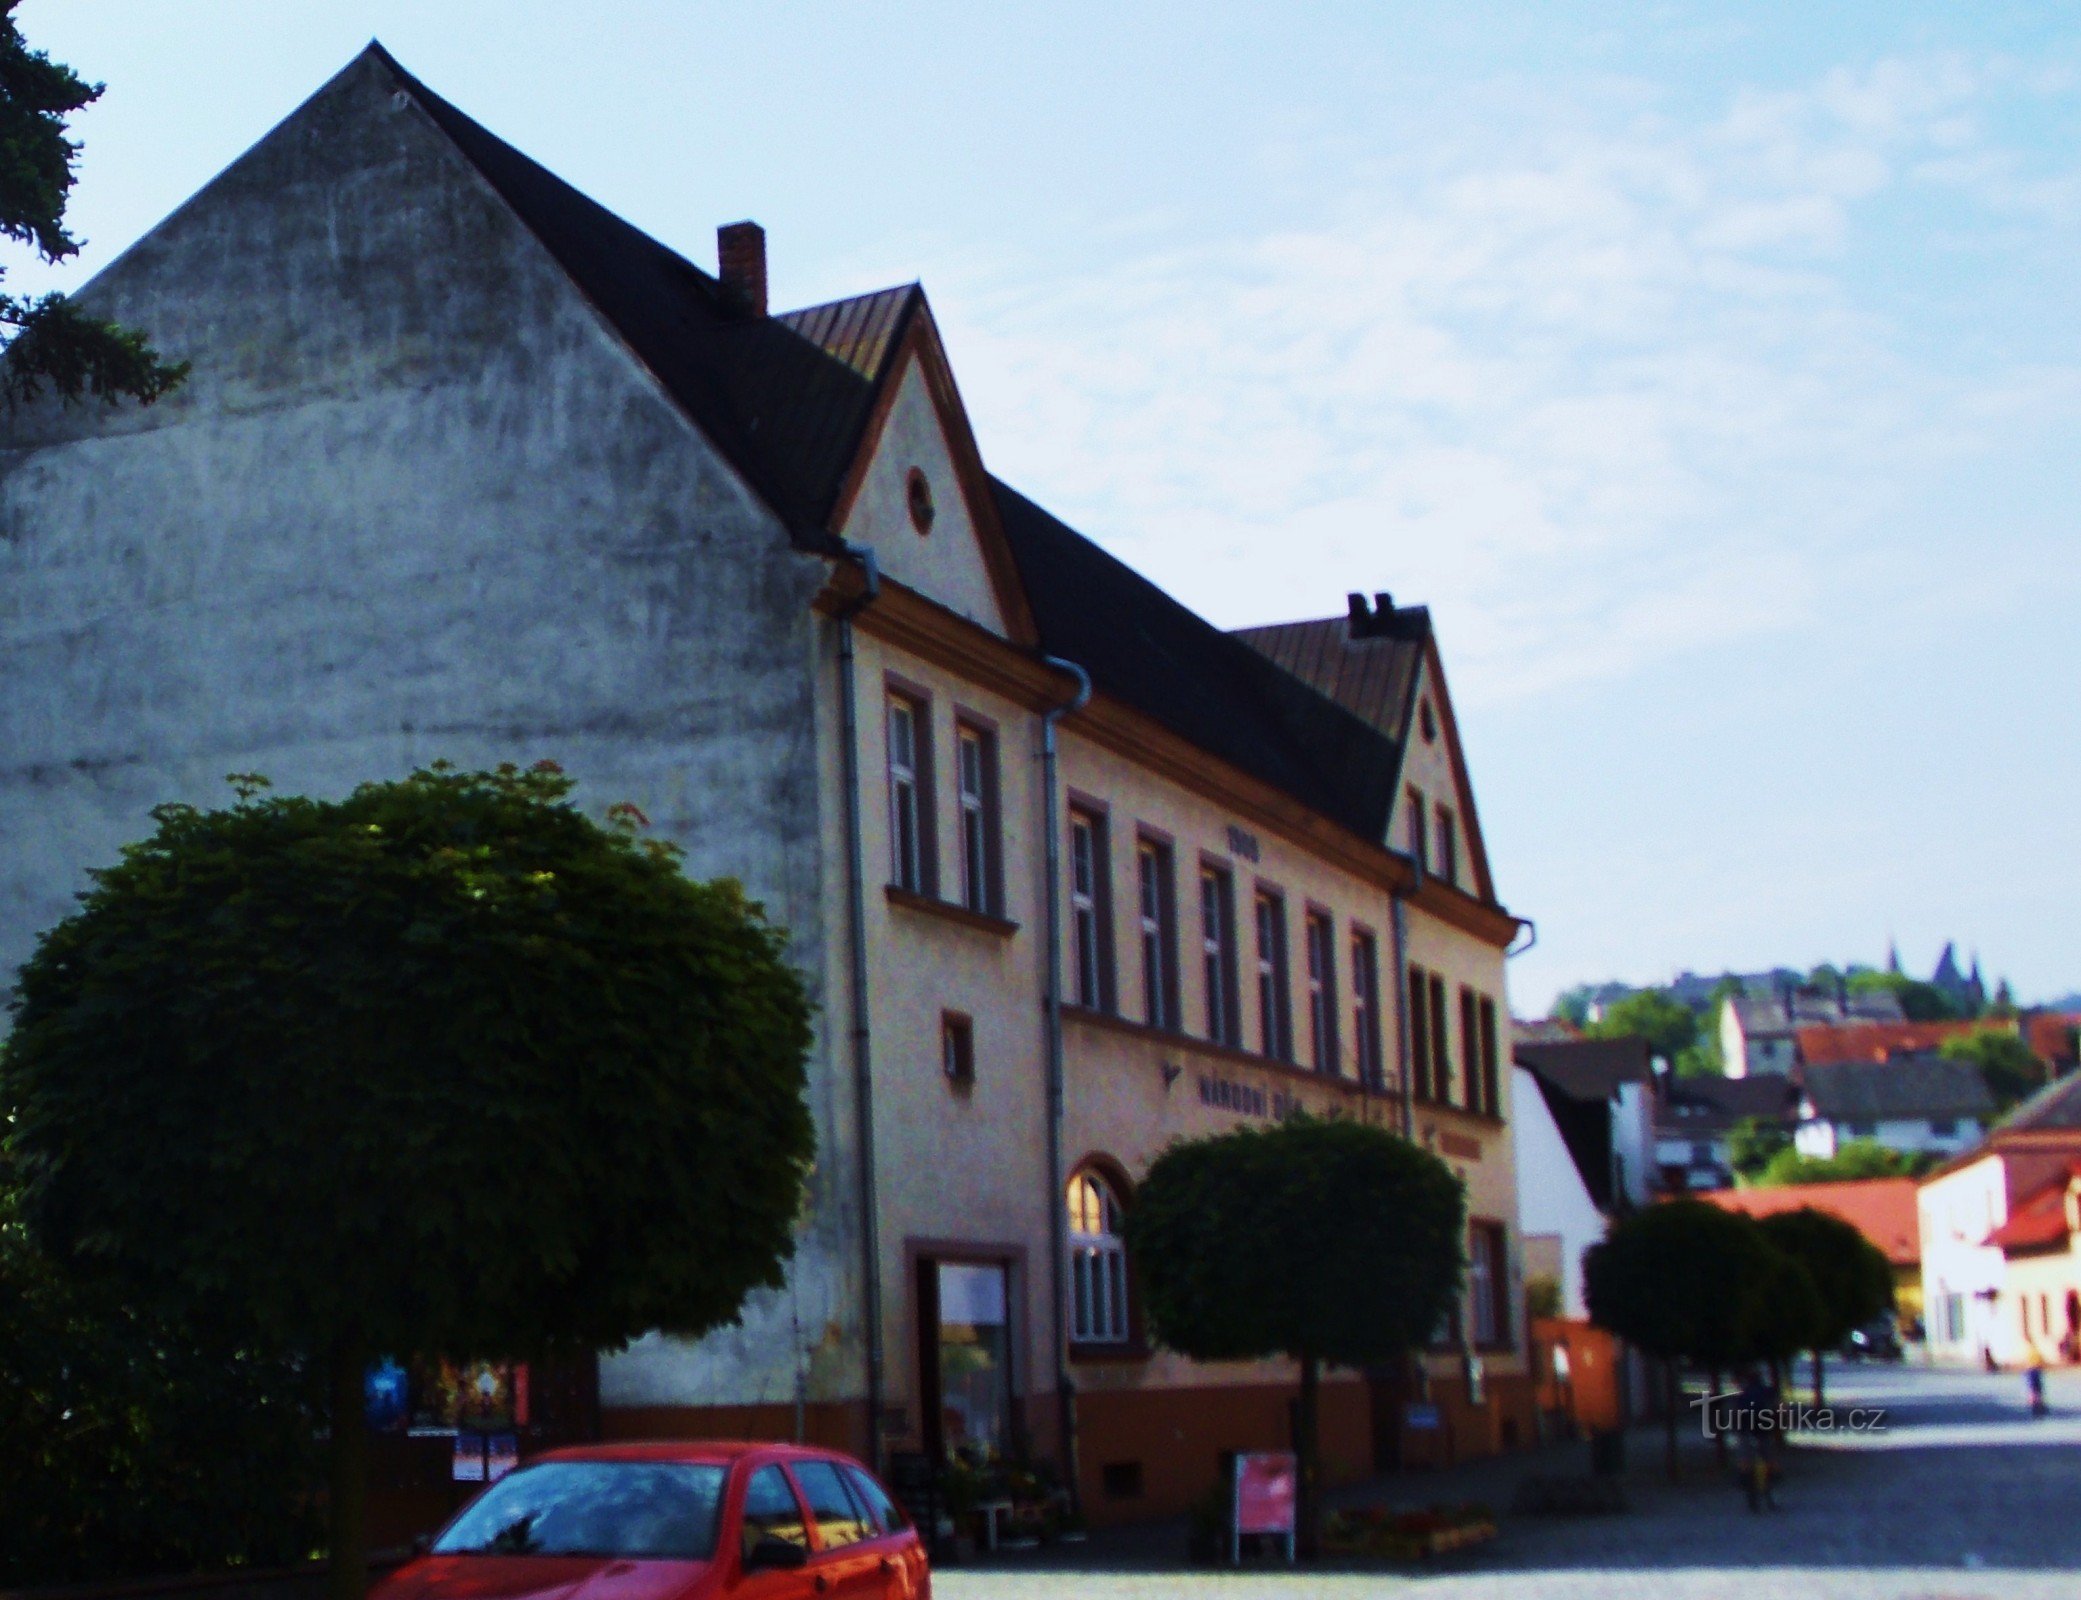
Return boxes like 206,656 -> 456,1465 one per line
372,1441 -> 930,1600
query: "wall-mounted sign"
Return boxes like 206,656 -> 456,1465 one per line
1404,1403 -> 1442,1431
1225,825 -> 1262,863
1198,1074 -> 1304,1120
1438,1130 -> 1483,1161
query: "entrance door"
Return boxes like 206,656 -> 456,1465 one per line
924,1260 -> 1011,1466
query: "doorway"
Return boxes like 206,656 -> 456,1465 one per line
918,1258 -> 1012,1466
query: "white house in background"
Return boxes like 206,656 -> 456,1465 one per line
1919,1074 -> 2081,1366
1794,1056 -> 1991,1160
1513,1038 -> 1655,1315
1654,1073 -> 1800,1191
1721,989 -> 1907,1078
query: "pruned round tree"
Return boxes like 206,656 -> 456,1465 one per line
1758,1207 -> 1895,1405
1585,1200 -> 1778,1478
0,764 -> 815,1598
1125,1115 -> 1464,1555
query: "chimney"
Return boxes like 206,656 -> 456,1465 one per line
717,221 -> 767,316
1347,593 -> 1370,630
1373,591 -> 1394,616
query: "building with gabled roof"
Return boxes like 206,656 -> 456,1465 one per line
0,44 -> 1534,1526
1794,1055 -> 1992,1161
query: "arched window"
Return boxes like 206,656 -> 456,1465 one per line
1067,1169 -> 1130,1345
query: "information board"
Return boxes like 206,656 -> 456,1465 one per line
1231,1450 -> 1297,1563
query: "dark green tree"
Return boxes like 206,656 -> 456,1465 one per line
1727,1116 -> 1792,1182
1740,1244 -> 1827,1392
0,764 -> 815,1600
1126,1116 -> 1465,1556
1586,988 -> 1698,1064
1755,1140 -> 1936,1186
1757,1208 -> 1894,1406
1941,1028 -> 2046,1112
1848,969 -> 1962,1022
0,1187 -> 323,1586
1551,987 -> 1592,1029
0,1 -> 185,407
1585,1200 -> 1777,1478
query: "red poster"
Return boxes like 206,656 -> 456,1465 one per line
1234,1451 -> 1297,1536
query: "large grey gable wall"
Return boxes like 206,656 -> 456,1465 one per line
0,51 -> 855,1407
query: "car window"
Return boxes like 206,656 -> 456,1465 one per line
432,1462 -> 726,1560
739,1465 -> 809,1561
841,1466 -> 908,1535
791,1461 -> 872,1550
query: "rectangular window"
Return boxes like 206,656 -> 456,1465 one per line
1406,785 -> 1429,873
1136,837 -> 1179,1031
1478,995 -> 1499,1116
954,721 -> 1001,916
1929,1118 -> 1956,1138
1305,911 -> 1338,1075
1469,1222 -> 1508,1347
1408,963 -> 1432,1100
1068,808 -> 1114,1011
1352,930 -> 1384,1086
1435,805 -> 1459,887
1254,889 -> 1293,1062
941,1011 -> 974,1088
886,694 -> 928,892
1428,972 -> 1450,1105
1459,987 -> 1480,1111
1200,864 -> 1240,1046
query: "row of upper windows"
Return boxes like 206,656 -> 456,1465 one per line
886,687 -> 1500,1101
1404,783 -> 1461,889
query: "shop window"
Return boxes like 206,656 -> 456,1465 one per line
1068,1170 -> 1130,1345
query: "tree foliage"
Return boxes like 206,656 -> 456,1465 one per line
1848,968 -> 1966,1022
1941,1027 -> 2046,1112
1755,1139 -> 1937,1187
1,764 -> 816,1589
0,1190 -> 322,1586
0,1 -> 186,408
1585,988 -> 1699,1064
1586,1200 -> 1775,1369
1757,1208 -> 1894,1353
1727,1116 -> 1791,1182
1127,1116 -> 1464,1551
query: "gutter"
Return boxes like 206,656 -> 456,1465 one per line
1039,653 -> 1091,1512
833,542 -> 886,1469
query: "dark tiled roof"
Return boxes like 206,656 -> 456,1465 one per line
1230,610 -> 1429,743
1996,1070 -> 2081,1134
779,287 -> 917,379
1732,992 -> 1907,1035
384,47 -> 884,547
1516,1037 -> 1654,1104
1656,1074 -> 1800,1136
991,482 -> 1404,842
1801,1056 -> 1992,1122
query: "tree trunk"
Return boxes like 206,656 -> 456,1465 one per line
1663,1359 -> 1679,1482
329,1336 -> 369,1600
1709,1367 -> 1727,1467
1812,1347 -> 1825,1409
1295,1350 -> 1321,1560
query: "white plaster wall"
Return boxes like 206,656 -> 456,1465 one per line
1510,1067 -> 1605,1317
1919,1156 -> 2011,1365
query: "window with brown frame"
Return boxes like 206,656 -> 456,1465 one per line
1408,963 -> 1432,1100
1469,1221 -> 1510,1348
954,720 -> 1002,916
1304,910 -> 1338,1075
1459,987 -> 1480,1111
1068,806 -> 1115,1012
1253,888 -> 1293,1063
1436,804 -> 1459,887
1406,785 -> 1429,872
886,691 -> 935,894
1136,836 -> 1180,1031
1478,994 -> 1500,1116
1428,972 -> 1450,1104
1200,863 -> 1240,1047
1351,930 -> 1384,1086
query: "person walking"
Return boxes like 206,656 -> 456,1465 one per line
2027,1357 -> 2049,1418
1733,1368 -> 1781,1512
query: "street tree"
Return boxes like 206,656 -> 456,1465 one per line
1126,1116 -> 1465,1556
0,1 -> 185,407
1941,1028 -> 2046,1112
1585,1200 -> 1778,1478
1756,1139 -> 1934,1187
1727,1116 -> 1791,1182
0,764 -> 816,1600
1758,1208 -> 1894,1406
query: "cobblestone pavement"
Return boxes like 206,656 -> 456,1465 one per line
938,1362 -> 2081,1599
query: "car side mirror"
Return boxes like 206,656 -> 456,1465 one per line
745,1537 -> 808,1572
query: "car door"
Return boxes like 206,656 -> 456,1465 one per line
786,1459 -> 883,1600
732,1461 -> 815,1599
841,1463 -> 927,1600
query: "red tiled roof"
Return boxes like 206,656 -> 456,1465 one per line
1794,1019 -> 1997,1067
1695,1178 -> 1920,1267
1985,1165 -> 2081,1253
2025,1014 -> 2081,1066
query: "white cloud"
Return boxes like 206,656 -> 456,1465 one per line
927,55 -> 2081,707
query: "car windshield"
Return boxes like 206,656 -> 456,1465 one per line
433,1462 -> 727,1560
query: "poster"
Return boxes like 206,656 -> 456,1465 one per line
453,1434 -> 486,1483
487,1433 -> 520,1482
1231,1451 -> 1297,1562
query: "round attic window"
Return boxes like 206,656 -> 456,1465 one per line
1419,700 -> 1438,743
906,468 -> 936,535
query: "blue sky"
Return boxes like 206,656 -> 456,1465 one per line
18,2 -> 2080,1011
